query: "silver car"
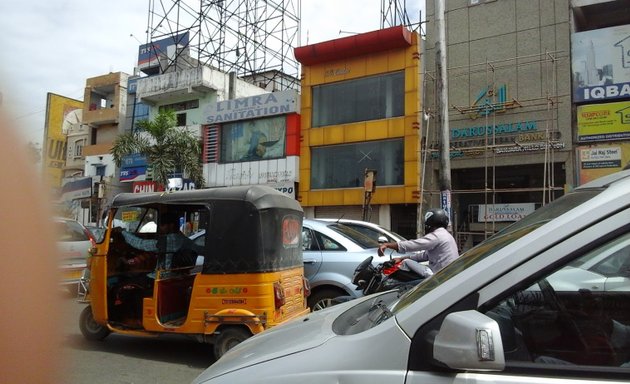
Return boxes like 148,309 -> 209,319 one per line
317,218 -> 407,243
302,219 -> 405,310
193,170 -> 630,384
55,217 -> 94,294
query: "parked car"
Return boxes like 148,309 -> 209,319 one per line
193,170 -> 630,384
317,218 -> 407,243
55,217 -> 95,294
302,219 -> 406,310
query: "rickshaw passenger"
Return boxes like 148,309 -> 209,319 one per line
118,212 -> 203,277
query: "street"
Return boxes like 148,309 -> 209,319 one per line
59,291 -> 213,384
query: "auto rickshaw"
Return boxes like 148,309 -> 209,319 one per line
78,185 -> 309,359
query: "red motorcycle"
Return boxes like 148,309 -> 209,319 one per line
352,255 -> 424,296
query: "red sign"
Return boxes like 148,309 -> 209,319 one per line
282,215 -> 300,248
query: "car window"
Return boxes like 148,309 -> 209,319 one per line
56,220 -> 88,242
315,232 -> 344,251
483,232 -> 630,368
344,224 -> 384,242
302,228 -> 318,251
327,223 -> 379,248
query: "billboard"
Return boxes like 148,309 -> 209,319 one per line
43,93 -> 83,194
220,115 -> 287,162
572,25 -> 630,102
577,142 -> 630,185
577,101 -> 630,142
137,32 -> 190,72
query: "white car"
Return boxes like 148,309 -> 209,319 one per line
317,218 -> 407,243
193,170 -> 630,384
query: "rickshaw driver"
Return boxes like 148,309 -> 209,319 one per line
116,211 -> 204,277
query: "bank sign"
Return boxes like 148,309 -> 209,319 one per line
572,25 -> 630,102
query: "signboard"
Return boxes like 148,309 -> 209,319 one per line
120,153 -> 148,182
137,32 -> 189,72
60,177 -> 92,201
478,203 -> 536,222
572,25 -> 630,102
43,93 -> 83,194
221,115 -> 286,162
203,90 -> 299,124
577,101 -> 630,142
131,179 -> 196,194
577,143 -> 630,185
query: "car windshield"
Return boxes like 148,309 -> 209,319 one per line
390,189 -> 601,314
327,223 -> 380,248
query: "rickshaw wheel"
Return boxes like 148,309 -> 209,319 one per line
213,327 -> 251,359
79,306 -> 110,341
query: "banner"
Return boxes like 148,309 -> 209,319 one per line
577,142 -> 630,185
577,101 -> 630,142
477,203 -> 536,222
572,25 -> 630,102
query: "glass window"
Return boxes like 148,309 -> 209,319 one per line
483,232 -> 630,367
311,139 -> 404,189
312,71 -> 404,127
220,116 -> 286,163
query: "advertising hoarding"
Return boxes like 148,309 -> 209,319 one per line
577,142 -> 630,185
572,25 -> 630,102
137,32 -> 189,72
577,101 -> 630,142
43,93 -> 83,194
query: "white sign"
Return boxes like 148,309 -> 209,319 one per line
203,90 -> 299,124
477,203 -> 536,222
572,25 -> 630,102
271,182 -> 295,199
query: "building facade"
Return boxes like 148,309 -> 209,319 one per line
424,0 -> 630,250
295,26 -> 423,240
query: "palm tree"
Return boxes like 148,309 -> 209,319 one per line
111,109 -> 204,188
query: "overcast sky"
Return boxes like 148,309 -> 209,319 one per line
0,1 -> 423,147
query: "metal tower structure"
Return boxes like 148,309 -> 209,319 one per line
144,0 -> 301,91
381,0 -> 411,29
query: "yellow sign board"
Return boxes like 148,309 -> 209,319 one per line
577,101 -> 630,142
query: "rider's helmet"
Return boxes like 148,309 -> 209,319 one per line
424,208 -> 449,233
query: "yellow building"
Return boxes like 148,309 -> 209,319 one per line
295,26 -> 422,238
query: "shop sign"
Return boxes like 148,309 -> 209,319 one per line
579,147 -> 622,169
477,203 -> 536,222
572,25 -> 630,102
203,90 -> 299,124
577,101 -> 630,142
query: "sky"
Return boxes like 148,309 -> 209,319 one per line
0,1 -> 424,148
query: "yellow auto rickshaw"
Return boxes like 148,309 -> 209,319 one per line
78,185 -> 309,359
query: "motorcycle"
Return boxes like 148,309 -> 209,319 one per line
352,254 -> 424,296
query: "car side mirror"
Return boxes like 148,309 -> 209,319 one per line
433,310 -> 505,371
377,236 -> 388,244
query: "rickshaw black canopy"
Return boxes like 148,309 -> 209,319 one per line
111,185 -> 303,274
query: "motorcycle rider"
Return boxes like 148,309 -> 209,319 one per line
378,208 -> 459,278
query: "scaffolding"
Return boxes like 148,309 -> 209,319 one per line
421,49 -> 570,248
144,0 -> 301,91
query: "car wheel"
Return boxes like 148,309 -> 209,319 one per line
79,306 -> 110,341
308,288 -> 345,311
213,327 -> 251,359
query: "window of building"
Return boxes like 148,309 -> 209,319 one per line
220,116 -> 286,163
159,99 -> 199,112
312,71 -> 404,128
176,113 -> 186,126
134,102 -> 150,124
74,139 -> 85,158
311,139 -> 404,189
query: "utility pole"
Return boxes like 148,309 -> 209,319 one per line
434,0 -> 452,230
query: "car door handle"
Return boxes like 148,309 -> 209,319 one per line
303,259 -> 317,264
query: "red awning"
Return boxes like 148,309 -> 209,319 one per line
294,26 -> 413,66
